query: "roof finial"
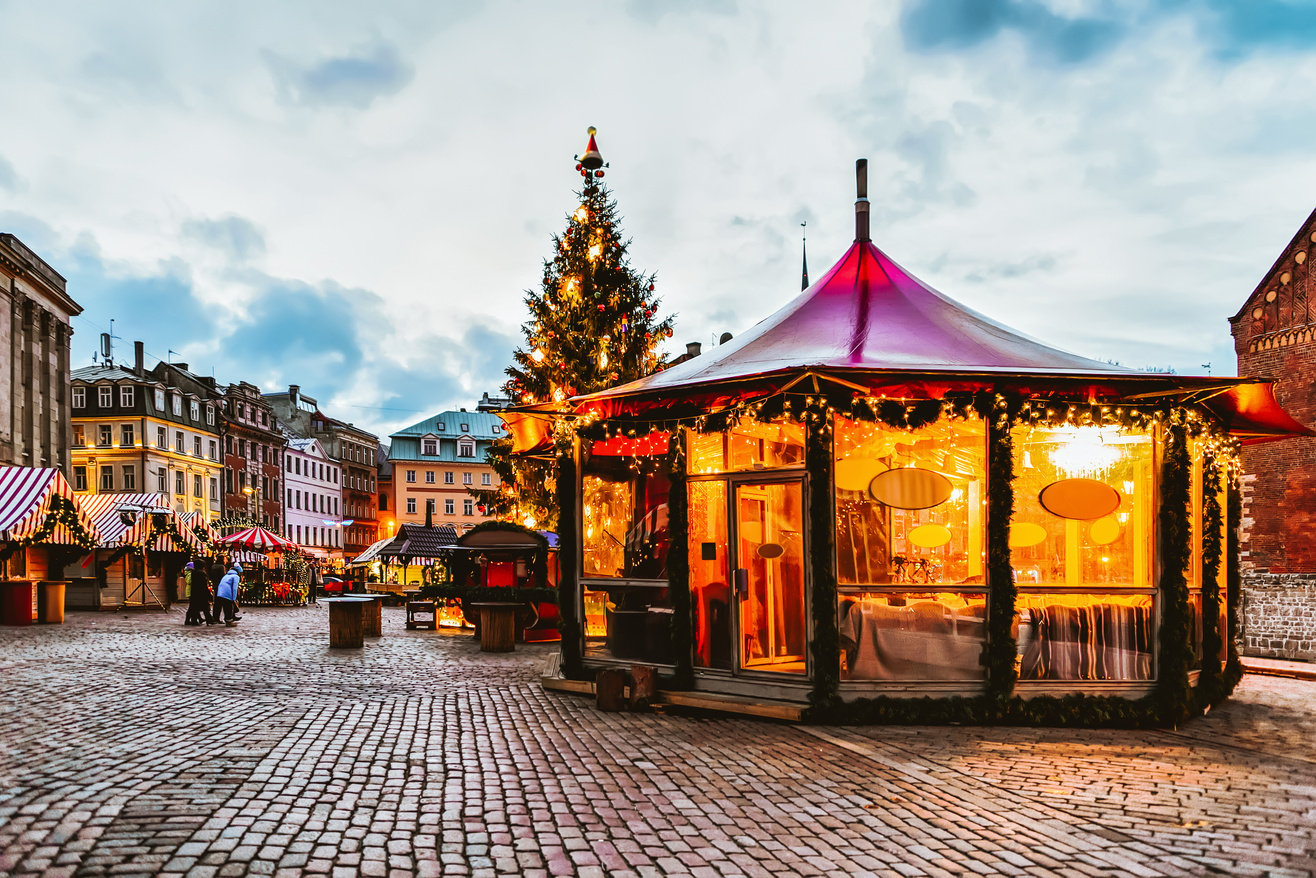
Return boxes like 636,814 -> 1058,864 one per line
855,159 -> 870,243
574,126 -> 607,180
800,221 -> 809,290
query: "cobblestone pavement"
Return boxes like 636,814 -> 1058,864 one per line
2,608 -> 1315,878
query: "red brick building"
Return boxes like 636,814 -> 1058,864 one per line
1229,206 -> 1316,660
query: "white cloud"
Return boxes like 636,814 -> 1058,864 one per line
0,0 -> 1313,434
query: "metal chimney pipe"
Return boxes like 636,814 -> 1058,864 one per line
855,159 -> 870,242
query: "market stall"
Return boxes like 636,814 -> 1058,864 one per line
447,523 -> 560,642
76,493 -> 203,609
0,467 -> 101,623
214,525 -> 309,606
533,160 -> 1313,727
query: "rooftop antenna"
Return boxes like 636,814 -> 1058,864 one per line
1201,362 -> 1212,376
168,349 -> 178,364
800,221 -> 809,291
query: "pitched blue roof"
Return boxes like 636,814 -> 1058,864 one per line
388,410 -> 502,463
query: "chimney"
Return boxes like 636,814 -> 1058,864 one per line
424,505 -> 434,528
685,341 -> 702,359
719,331 -> 734,345
134,341 -> 144,376
289,384 -> 300,406
855,158 -> 870,243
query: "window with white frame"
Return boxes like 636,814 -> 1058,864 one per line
422,438 -> 437,455
98,386 -> 112,407
100,466 -> 114,491
171,393 -> 182,416
210,478 -> 218,501
121,424 -> 134,447
194,436 -> 202,457
190,400 -> 200,420
98,425 -> 112,447
460,423 -> 469,432
458,439 -> 475,458
437,423 -> 445,432
122,465 -> 136,491
154,389 -> 165,411
157,426 -> 166,448
157,469 -> 168,493
209,440 -> 218,461
481,472 -> 491,486
120,386 -> 134,407
193,474 -> 203,497
73,466 -> 87,491
72,387 -> 85,409
72,425 -> 85,447
175,471 -> 184,495
206,405 -> 214,425
175,431 -> 184,452
462,472 -> 472,485
425,471 -> 435,483
463,499 -> 474,516
406,469 -> 416,483
444,499 -> 454,515
444,471 -> 454,484
406,498 -> 416,514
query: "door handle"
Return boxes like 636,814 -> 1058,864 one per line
733,567 -> 748,600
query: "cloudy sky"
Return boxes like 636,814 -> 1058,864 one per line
2,0 -> 1314,439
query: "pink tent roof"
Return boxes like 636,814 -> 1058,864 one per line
567,162 -> 1311,444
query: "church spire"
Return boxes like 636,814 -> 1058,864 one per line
800,221 -> 809,290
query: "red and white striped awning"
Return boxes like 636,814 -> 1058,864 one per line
181,511 -> 219,544
0,467 -> 100,545
215,525 -> 299,552
77,493 -> 203,553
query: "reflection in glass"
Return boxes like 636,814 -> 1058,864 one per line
583,585 -> 673,664
833,416 -> 986,586
689,480 -> 731,669
1016,593 -> 1153,681
580,456 -> 670,579
839,592 -> 987,681
737,481 -> 806,674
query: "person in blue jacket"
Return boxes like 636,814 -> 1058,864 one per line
214,563 -> 244,627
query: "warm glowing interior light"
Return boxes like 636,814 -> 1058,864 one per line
1050,426 -> 1121,478
531,349 -> 545,363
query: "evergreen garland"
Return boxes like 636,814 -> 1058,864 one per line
806,400 -> 842,710
983,395 -> 1020,701
0,494 -> 97,562
1195,449 -> 1225,709
665,431 -> 694,689
556,448 -> 583,677
1153,410 -> 1193,726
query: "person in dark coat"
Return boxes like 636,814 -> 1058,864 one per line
185,560 -> 215,626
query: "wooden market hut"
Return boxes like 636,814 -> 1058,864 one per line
0,467 -> 101,623
526,160 -> 1313,726
74,493 -> 204,609
450,523 -> 560,642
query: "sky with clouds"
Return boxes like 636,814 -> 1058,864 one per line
2,0 -> 1314,439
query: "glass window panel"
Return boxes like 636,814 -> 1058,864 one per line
834,416 -> 987,587
580,455 -> 669,579
688,420 -> 805,474
1188,590 -> 1203,670
1016,593 -> 1153,681
839,592 -> 987,681
1010,425 -> 1154,588
582,585 -> 673,664
689,480 -> 731,670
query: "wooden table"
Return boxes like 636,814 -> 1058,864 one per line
324,597 -> 374,648
360,595 -> 383,638
470,602 -> 522,652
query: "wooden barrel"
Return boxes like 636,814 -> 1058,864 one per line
474,602 -> 518,652
329,600 -> 364,648
362,596 -> 382,637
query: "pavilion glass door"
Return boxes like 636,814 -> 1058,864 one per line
733,479 -> 807,675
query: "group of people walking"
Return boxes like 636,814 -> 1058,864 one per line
183,558 -> 245,627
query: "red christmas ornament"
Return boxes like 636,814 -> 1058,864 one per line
575,163 -> 582,172
597,304 -> 605,311
648,283 -> 655,291
547,331 -> 555,338
594,170 -> 604,178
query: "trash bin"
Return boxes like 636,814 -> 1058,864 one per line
38,581 -> 66,624
0,580 -> 34,626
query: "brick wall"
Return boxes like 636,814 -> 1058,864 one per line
1240,573 -> 1316,661
1230,209 -> 1316,660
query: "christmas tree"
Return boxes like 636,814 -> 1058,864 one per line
474,128 -> 674,529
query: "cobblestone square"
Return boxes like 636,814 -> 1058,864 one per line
2,608 -> 1314,877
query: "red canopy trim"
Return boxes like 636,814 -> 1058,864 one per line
1201,383 -> 1315,444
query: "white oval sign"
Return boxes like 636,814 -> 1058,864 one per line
1039,479 -> 1121,521
869,467 -> 954,510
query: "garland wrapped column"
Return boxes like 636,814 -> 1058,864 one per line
1224,464 -> 1245,692
666,430 -> 693,689
1196,450 -> 1225,708
805,401 -> 841,710
1154,409 -> 1193,725
983,394 -> 1019,703
556,441 -> 583,677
